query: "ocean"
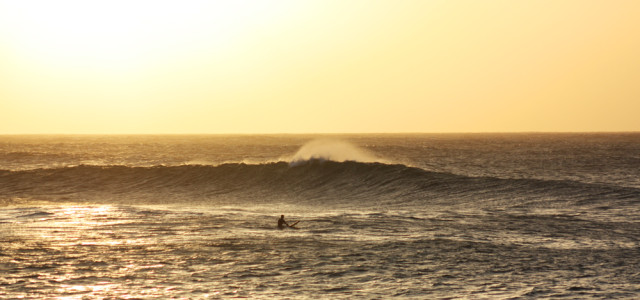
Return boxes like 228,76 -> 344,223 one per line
1,133 -> 639,299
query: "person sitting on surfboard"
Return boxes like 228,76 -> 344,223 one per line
278,215 -> 299,229
278,215 -> 289,229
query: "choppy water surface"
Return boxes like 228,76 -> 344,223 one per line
1,134 -> 639,298
3,204 -> 639,299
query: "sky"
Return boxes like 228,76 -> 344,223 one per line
1,0 -> 639,134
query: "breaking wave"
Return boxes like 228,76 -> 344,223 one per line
1,160 -> 638,208
289,139 -> 387,166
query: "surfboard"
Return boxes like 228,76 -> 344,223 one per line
289,220 -> 300,228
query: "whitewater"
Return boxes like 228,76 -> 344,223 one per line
1,133 -> 639,299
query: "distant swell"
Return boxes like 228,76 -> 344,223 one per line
1,160 -> 638,207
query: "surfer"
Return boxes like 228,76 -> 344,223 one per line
278,215 -> 289,229
278,215 -> 300,229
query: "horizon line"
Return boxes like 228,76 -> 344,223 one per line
1,131 -> 639,136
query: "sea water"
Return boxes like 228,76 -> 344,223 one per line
1,133 -> 639,299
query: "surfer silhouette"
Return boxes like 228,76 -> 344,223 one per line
278,215 -> 289,229
278,215 -> 300,229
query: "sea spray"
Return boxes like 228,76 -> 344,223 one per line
289,139 -> 387,166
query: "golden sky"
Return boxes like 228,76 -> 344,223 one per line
1,0 -> 639,134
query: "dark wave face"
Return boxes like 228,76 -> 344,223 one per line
2,160 -> 638,208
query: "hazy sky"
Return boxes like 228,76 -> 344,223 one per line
1,0 -> 639,134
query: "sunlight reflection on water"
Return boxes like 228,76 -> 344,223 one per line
1,203 -> 639,299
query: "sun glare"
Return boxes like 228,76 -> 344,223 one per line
1,1 -> 300,72
0,0 -> 310,133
